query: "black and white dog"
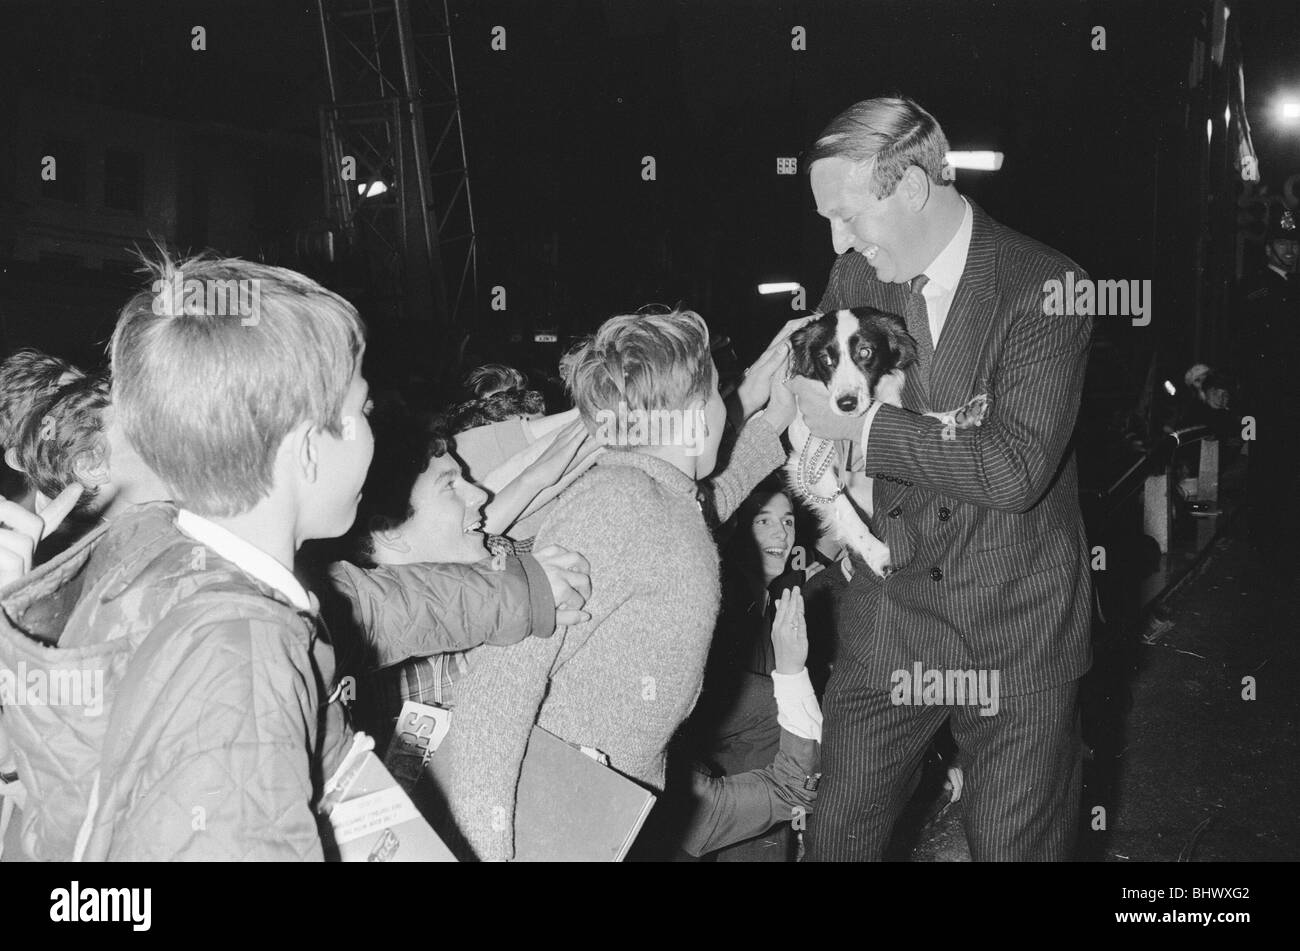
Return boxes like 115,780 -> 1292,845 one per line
786,307 -> 989,577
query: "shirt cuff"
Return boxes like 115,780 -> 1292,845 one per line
771,668 -> 823,742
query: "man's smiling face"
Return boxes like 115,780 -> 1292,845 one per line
811,155 -> 917,284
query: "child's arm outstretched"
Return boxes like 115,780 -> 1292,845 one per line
325,546 -> 589,670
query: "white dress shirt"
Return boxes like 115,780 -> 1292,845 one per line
920,197 -> 973,347
176,508 -> 313,612
771,668 -> 823,742
860,197 -> 975,446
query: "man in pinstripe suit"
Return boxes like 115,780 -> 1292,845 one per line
789,97 -> 1093,861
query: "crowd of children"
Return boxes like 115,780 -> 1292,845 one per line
0,251 -> 851,862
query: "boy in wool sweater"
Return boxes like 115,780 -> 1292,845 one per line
449,309 -> 804,860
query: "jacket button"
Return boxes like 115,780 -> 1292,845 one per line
889,506 -> 902,518
930,566 -> 943,581
938,507 -> 952,521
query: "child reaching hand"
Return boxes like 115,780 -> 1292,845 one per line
0,253 -> 588,862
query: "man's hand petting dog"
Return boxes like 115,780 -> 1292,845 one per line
532,543 -> 593,635
736,315 -> 817,423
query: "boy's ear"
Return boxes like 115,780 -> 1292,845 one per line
292,420 -> 319,483
371,528 -> 411,555
72,452 -> 111,488
4,447 -> 25,474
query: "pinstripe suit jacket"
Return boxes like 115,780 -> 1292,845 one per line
819,200 -> 1093,698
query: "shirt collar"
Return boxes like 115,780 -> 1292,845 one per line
921,197 -> 974,296
175,509 -> 313,612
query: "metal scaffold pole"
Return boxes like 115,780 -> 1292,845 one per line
316,0 -> 478,366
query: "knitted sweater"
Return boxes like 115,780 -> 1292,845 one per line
447,417 -> 786,860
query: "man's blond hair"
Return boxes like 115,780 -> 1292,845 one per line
806,96 -> 951,198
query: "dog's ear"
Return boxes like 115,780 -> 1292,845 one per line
789,321 -> 821,378
881,311 -> 918,369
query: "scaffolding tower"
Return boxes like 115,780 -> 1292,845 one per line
316,0 -> 478,356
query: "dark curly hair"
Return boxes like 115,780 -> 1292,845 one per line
443,387 -> 545,434
14,370 -> 110,512
346,398 -> 456,565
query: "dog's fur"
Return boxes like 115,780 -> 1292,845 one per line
786,307 -> 989,577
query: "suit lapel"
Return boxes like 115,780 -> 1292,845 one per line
928,202 -> 998,413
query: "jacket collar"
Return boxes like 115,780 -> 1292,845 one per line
175,510 -> 312,612
927,200 -> 999,411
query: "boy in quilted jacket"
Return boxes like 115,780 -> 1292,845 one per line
0,253 -> 588,861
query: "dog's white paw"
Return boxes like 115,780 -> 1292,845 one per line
952,392 -> 991,428
852,537 -> 891,579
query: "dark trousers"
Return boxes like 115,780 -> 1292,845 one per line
805,653 -> 1082,862
705,670 -> 792,862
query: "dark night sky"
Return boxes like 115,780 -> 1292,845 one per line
2,0 -> 1298,361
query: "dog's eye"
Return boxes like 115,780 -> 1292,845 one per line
819,352 -> 834,366
857,346 -> 873,361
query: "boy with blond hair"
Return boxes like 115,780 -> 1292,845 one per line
0,253 -> 586,861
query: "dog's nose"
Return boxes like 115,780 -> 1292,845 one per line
836,395 -> 859,413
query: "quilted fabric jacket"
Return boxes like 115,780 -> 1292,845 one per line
0,502 -> 553,861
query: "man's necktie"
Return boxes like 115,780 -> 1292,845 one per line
904,273 -> 934,401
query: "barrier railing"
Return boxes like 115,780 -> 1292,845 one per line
1093,424 -> 1219,554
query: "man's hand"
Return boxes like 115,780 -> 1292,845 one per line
736,315 -> 817,421
760,371 -> 798,435
521,420 -> 597,490
0,483 -> 82,588
531,543 -> 592,632
789,377 -> 866,443
771,586 -> 807,675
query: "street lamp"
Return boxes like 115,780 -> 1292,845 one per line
946,151 -> 1004,171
